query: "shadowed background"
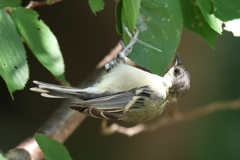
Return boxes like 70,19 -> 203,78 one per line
0,0 -> 240,159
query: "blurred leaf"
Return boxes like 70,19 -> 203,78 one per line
121,0 -> 141,44
212,0 -> 240,21
115,0 -> 123,35
0,154 -> 7,160
0,8 -> 28,99
224,19 -> 240,36
35,133 -> 72,160
180,0 -> 217,48
196,0 -> 222,34
10,7 -> 67,84
46,0 -> 51,4
88,0 -> 105,15
0,0 -> 21,7
129,0 -> 182,76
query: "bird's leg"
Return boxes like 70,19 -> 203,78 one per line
105,25 -> 139,72
105,59 -> 117,72
120,24 -> 139,57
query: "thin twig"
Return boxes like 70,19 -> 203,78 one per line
25,0 -> 63,9
102,98 -> 240,136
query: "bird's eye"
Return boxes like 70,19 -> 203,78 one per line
174,68 -> 180,75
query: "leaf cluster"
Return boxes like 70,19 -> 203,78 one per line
0,0 -> 239,98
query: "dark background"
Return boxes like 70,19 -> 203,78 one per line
1,0 -> 240,159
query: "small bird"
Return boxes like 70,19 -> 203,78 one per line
31,26 -> 190,122
30,54 -> 190,122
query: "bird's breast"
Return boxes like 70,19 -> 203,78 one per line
122,98 -> 168,122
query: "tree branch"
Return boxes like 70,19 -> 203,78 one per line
101,98 -> 240,136
5,39 -> 240,158
25,0 -> 63,9
4,42 -> 121,160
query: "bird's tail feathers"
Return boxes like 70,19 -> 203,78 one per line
30,81 -> 87,99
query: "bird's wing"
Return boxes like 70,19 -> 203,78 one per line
70,87 -> 157,120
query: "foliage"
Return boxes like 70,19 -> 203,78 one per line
0,0 -> 66,98
0,154 -> 7,160
0,0 -> 239,159
0,8 -> 28,99
0,0 -> 239,97
88,0 -> 104,15
10,7 -> 66,84
35,133 -> 72,160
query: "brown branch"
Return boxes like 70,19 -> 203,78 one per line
25,0 -> 63,9
4,1 -> 124,159
4,40 -> 122,159
101,98 -> 240,136
11,102 -> 86,160
96,42 -> 122,69
96,42 -> 136,69
4,41 -> 121,159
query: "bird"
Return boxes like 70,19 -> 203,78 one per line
30,26 -> 190,122
30,53 -> 190,122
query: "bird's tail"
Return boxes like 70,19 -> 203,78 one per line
30,81 -> 93,99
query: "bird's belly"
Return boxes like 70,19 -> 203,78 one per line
122,99 -> 167,122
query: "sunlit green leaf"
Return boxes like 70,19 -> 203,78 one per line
121,0 -> 141,44
10,7 -> 67,84
0,0 -> 21,7
129,0 -> 182,75
196,0 -> 222,34
180,0 -> 217,48
0,8 -> 28,99
88,0 -> 105,15
212,0 -> 240,21
0,154 -> 8,160
35,133 -> 72,160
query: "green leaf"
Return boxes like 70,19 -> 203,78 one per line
88,0 -> 105,15
121,0 -> 141,44
212,0 -> 240,21
129,0 -> 182,76
115,0 -> 123,35
196,0 -> 222,34
10,7 -> 67,84
0,8 -> 28,99
35,133 -> 72,160
46,0 -> 51,4
180,0 -> 217,48
224,19 -> 240,36
0,0 -> 21,7
0,154 -> 8,160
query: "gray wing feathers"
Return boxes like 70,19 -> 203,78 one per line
73,92 -> 134,108
70,106 -> 126,120
31,81 -> 158,120
70,87 -> 155,120
70,92 -> 136,120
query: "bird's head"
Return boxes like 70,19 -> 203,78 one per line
163,54 -> 191,102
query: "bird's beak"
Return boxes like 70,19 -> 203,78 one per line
175,54 -> 182,65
